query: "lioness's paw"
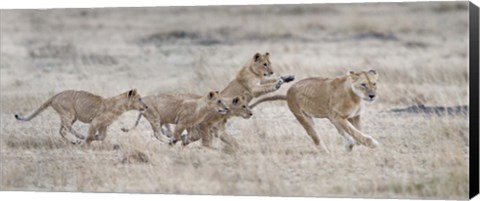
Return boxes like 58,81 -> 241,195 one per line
365,137 -> 379,148
282,75 -> 295,83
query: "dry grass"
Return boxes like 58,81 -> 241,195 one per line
0,2 -> 470,199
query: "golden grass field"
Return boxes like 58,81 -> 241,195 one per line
0,2 -> 471,199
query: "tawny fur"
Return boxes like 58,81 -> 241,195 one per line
220,52 -> 293,103
250,69 -> 380,153
121,91 -> 229,145
15,89 -> 148,144
156,52 -> 293,149
182,95 -> 253,149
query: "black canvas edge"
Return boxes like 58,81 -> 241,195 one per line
470,1 -> 480,200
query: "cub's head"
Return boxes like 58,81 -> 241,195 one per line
206,91 -> 229,115
228,96 -> 253,119
126,89 -> 148,111
251,52 -> 273,77
348,69 -> 379,102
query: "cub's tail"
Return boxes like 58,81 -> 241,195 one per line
15,96 -> 54,121
250,95 -> 287,109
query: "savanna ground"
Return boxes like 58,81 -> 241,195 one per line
0,2 -> 471,199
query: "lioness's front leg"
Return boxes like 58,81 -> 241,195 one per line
332,118 -> 378,148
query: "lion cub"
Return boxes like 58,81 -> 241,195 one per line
122,91 -> 229,145
180,95 -> 253,148
220,52 -> 295,103
15,89 -> 148,144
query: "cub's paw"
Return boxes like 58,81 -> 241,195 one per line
71,139 -> 84,145
181,133 -> 189,146
275,80 -> 284,90
281,75 -> 295,83
168,138 -> 178,146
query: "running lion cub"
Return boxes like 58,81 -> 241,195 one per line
121,91 -> 229,145
251,69 -> 380,153
15,89 -> 148,144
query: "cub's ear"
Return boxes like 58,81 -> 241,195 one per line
232,97 -> 240,105
128,89 -> 137,97
265,52 -> 270,57
368,68 -> 377,75
346,70 -> 355,75
208,91 -> 218,100
253,52 -> 261,62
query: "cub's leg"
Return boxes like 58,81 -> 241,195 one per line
169,124 -> 187,146
54,107 -> 83,144
331,118 -> 378,148
251,83 -> 280,97
85,125 -> 98,144
214,121 -> 239,149
199,123 -> 214,148
95,126 -> 108,141
162,124 -> 173,137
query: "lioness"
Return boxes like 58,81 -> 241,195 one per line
250,69 -> 380,153
15,89 -> 148,144
121,91 -> 229,145
220,52 -> 295,103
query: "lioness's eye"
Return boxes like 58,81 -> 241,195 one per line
361,83 -> 367,87
217,100 -> 221,104
372,83 -> 376,86
243,105 -> 246,108
263,63 -> 267,67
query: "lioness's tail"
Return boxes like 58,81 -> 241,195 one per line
14,96 -> 54,121
121,112 -> 143,132
250,95 -> 287,108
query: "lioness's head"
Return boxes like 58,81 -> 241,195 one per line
348,69 -> 379,102
206,91 -> 229,115
251,52 -> 273,77
126,89 -> 148,111
229,96 -> 253,119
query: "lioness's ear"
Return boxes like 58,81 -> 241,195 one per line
368,68 -> 377,75
346,70 -> 355,75
232,97 -> 240,105
253,52 -> 261,62
265,52 -> 270,57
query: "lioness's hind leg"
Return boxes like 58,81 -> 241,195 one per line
293,112 -> 329,153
